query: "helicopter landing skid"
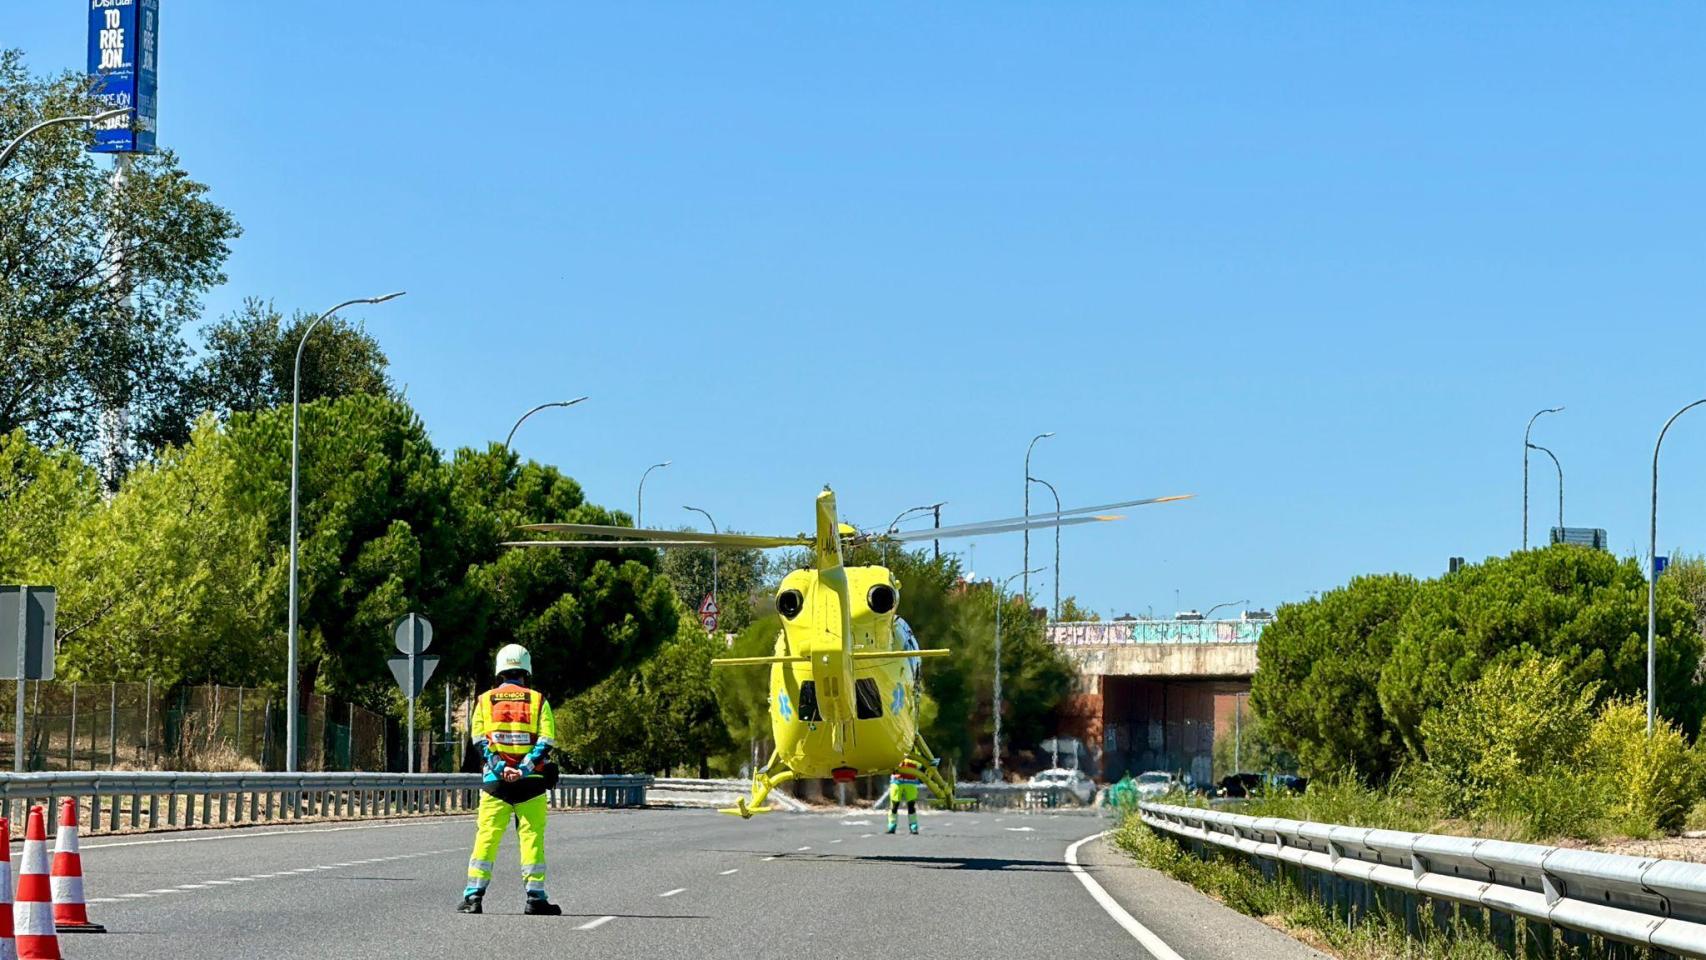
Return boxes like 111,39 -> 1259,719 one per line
722,754 -> 795,819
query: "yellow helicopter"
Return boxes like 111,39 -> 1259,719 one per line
505,487 -> 1189,817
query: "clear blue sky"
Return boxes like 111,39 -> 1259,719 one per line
7,3 -> 1705,618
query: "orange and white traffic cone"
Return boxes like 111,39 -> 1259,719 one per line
14,807 -> 61,960
51,798 -> 104,934
0,816 -> 16,960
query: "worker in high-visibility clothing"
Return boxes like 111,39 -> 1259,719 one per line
886,757 -> 923,835
459,643 -> 562,915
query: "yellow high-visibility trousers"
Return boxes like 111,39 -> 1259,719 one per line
466,792 -> 549,894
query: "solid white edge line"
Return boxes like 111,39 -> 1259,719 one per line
78,816 -> 471,851
1065,831 -> 1187,960
719,869 -> 739,876
659,888 -> 686,898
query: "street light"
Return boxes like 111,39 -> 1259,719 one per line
504,397 -> 587,451
0,107 -> 131,172
1026,476 -> 1061,620
287,291 -> 406,773
1202,599 -> 1249,621
637,461 -> 671,527
992,567 -> 1043,778
1526,443 -> 1563,534
682,505 -> 718,616
1523,406 -> 1564,549
1023,432 -> 1054,598
884,502 -> 946,564
1647,398 -> 1706,734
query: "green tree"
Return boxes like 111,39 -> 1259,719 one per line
1056,596 -> 1101,622
50,417 -> 280,686
0,52 -> 239,468
1250,574 -> 1417,782
658,532 -> 768,635
1212,706 -> 1297,779
1585,699 -> 1699,834
0,429 -> 100,583
188,298 -> 391,424
1380,547 -> 1703,755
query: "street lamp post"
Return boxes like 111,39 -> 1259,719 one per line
504,397 -> 587,451
0,108 -> 131,172
1648,398 -> 1706,734
1023,433 -> 1054,599
992,567 -> 1042,778
1027,476 -> 1062,619
683,505 -> 718,614
884,502 -> 946,564
1527,443 -> 1563,535
1202,599 -> 1250,621
637,461 -> 671,527
287,292 -> 405,773
1523,406 -> 1564,549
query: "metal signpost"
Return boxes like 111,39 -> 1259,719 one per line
386,614 -> 439,773
1,587 -> 57,772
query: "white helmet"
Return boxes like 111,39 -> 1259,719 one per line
494,643 -> 532,676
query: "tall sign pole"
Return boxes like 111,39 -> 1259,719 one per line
388,614 -> 438,773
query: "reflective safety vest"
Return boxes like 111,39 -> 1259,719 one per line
472,682 -> 556,773
891,758 -> 923,785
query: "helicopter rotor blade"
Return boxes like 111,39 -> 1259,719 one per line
873,494 -> 1192,543
503,539 -> 723,549
515,523 -> 809,549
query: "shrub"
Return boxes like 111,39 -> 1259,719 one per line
1418,659 -> 1597,818
1583,699 -> 1699,835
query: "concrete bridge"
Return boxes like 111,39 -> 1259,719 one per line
1047,620 -> 1261,786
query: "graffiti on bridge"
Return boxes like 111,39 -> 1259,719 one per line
1046,620 -> 1263,646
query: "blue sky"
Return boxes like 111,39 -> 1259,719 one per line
7,3 -> 1705,618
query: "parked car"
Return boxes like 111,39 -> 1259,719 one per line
1132,770 -> 1178,799
1217,771 -> 1308,798
1025,767 -> 1097,805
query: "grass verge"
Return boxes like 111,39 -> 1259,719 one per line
1112,816 -> 1515,960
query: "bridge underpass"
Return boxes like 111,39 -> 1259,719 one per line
1048,620 -> 1261,786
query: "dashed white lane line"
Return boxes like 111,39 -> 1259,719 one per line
91,848 -> 460,901
1065,832 -> 1186,960
796,846 -> 811,851
1006,827 -> 1035,832
659,888 -> 686,898
79,817 -> 471,851
830,839 -> 843,844
860,833 -> 874,838
578,916 -> 616,930
719,869 -> 739,876
762,856 -> 777,861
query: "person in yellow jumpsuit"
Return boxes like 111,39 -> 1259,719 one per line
459,644 -> 561,915
887,757 -> 922,835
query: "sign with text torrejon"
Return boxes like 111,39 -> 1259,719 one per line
87,0 -> 159,153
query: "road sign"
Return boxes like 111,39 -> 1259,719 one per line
386,654 -> 440,699
698,594 -> 719,632
1655,556 -> 1670,577
86,0 -> 159,153
392,613 -> 433,655
0,586 -> 56,681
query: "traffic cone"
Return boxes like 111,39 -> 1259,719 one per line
0,816 -> 16,960
14,807 -> 61,959
51,798 -> 104,934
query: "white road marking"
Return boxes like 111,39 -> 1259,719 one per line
203,879 -> 233,886
578,916 -> 616,930
831,839 -> 843,844
118,893 -> 152,899
80,817 -> 470,851
840,820 -> 871,825
860,833 -> 873,838
796,846 -> 811,851
762,856 -> 777,861
1065,832 -> 1186,960
1005,827 -> 1035,832
146,888 -> 181,895
86,897 -> 120,904
719,869 -> 739,876
659,888 -> 686,898
176,883 -> 210,889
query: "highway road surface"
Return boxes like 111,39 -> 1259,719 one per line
50,807 -> 1327,960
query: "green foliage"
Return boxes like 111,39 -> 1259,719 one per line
0,51 -> 240,465
186,298 -> 391,426
711,616 -> 782,772
1211,706 -> 1298,779
1251,574 -> 1417,782
1056,596 -> 1100,622
658,532 -> 767,635
1584,700 -> 1699,835
1417,659 -> 1597,820
0,429 -> 99,583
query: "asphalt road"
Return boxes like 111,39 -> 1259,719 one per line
44,807 -> 1327,960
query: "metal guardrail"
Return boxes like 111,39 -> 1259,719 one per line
0,771 -> 652,837
1139,800 -> 1706,958
952,782 -> 1092,811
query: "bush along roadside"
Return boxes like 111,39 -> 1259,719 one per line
1113,815 -> 1657,960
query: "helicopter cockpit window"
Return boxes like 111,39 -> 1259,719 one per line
854,678 -> 883,719
796,681 -> 823,722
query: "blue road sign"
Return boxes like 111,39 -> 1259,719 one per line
86,0 -> 158,153
1655,555 -> 1669,577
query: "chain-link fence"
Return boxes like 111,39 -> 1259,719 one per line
0,681 -> 394,773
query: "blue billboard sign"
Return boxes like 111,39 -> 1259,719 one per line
86,0 -> 158,153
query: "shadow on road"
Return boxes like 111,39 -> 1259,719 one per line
781,853 -> 1067,872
